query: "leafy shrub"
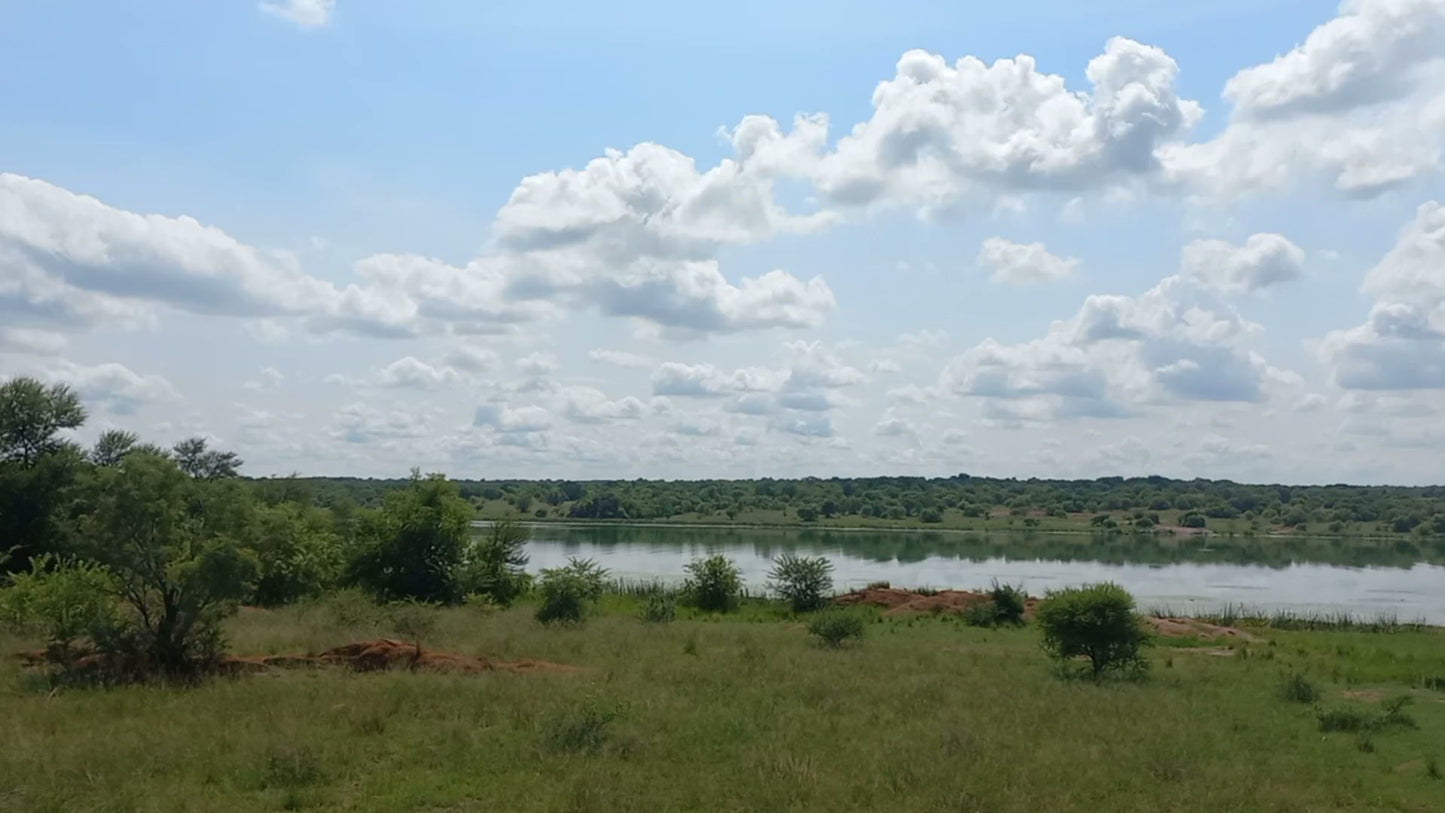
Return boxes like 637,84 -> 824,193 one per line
638,592 -> 676,623
683,555 -> 742,613
962,582 -> 1026,627
0,555 -> 121,665
535,558 -> 608,625
386,600 -> 437,643
807,611 -> 865,648
1316,697 -> 1416,734
1278,672 -> 1319,704
347,472 -> 472,604
459,519 -> 531,606
767,553 -> 834,613
1035,583 -> 1149,678
920,509 -> 943,523
1317,708 -> 1371,733
1179,512 -> 1207,528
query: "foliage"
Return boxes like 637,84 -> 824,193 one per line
0,555 -> 121,664
638,592 -> 676,623
535,558 -> 608,625
962,582 -> 1027,628
460,519 -> 531,606
1035,583 -> 1150,678
347,471 -> 473,604
387,600 -> 438,643
766,553 -> 834,613
682,555 -> 743,613
77,452 -> 260,676
806,611 -> 865,648
249,503 -> 345,606
1278,671 -> 1319,704
539,698 -> 620,755
0,377 -> 87,572
171,437 -> 243,480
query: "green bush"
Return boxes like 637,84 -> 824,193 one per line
1278,671 -> 1319,704
535,558 -> 608,625
0,555 -> 121,665
1179,512 -> 1207,528
807,611 -> 865,648
1035,583 -> 1149,678
460,519 -> 531,607
347,472 -> 472,604
683,555 -> 742,613
638,592 -> 676,623
766,553 -> 834,613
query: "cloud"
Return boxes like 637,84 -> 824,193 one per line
0,327 -> 66,356
1179,234 -> 1305,294
375,356 -> 459,390
241,366 -> 284,392
669,419 -> 722,437
42,359 -> 178,415
772,414 -> 834,438
873,416 -> 916,437
650,362 -> 787,397
815,37 -> 1201,209
588,348 -> 654,368
329,403 -> 429,444
1320,201 -> 1445,389
561,386 -> 646,423
978,238 -> 1079,284
515,352 -> 559,375
473,403 -> 553,433
259,0 -> 334,29
442,345 -> 498,373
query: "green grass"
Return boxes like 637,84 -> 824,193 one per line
2,600 -> 1444,811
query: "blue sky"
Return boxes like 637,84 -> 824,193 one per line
3,0 -> 1445,483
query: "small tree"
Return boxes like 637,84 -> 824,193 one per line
767,553 -> 834,613
249,503 -> 345,606
1035,583 -> 1149,678
0,555 -> 121,666
0,377 -> 87,572
535,558 -> 608,625
683,555 -> 743,613
807,611 -> 865,648
172,437 -> 243,480
460,519 -> 531,606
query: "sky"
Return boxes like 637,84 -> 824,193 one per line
3,0 -> 1445,484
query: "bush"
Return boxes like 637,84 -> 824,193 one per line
347,472 -> 472,604
766,553 -> 834,613
920,509 -> 943,523
540,698 -> 619,755
1179,512 -> 1207,528
0,556 -> 121,666
535,558 -> 608,625
683,555 -> 743,613
460,519 -> 531,606
1278,672 -> 1319,704
638,592 -> 676,623
1035,583 -> 1149,677
963,581 -> 1027,627
807,612 -> 865,648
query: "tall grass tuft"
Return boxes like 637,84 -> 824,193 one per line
1277,672 -> 1319,704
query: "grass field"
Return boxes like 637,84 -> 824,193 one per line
2,596 -> 1444,812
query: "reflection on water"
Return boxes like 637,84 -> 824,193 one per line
508,524 -> 1445,624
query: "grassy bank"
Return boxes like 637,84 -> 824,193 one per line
2,597 -> 1444,812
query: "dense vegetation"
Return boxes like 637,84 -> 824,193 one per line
301,471 -> 1445,538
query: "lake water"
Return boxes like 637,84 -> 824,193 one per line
509,523 -> 1445,624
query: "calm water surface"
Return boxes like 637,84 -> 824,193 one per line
505,523 -> 1445,623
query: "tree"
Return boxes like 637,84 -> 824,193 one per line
79,453 -> 259,676
767,553 -> 834,613
172,437 -> 243,480
535,558 -> 607,624
249,503 -> 344,606
460,519 -> 531,605
89,429 -> 139,467
1035,583 -> 1149,678
0,377 -> 87,571
347,471 -> 472,604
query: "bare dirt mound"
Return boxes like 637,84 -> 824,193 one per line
1145,617 -> 1258,642
219,639 -> 576,676
832,587 -> 1039,618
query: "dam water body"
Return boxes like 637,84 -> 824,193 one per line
499,522 -> 1445,624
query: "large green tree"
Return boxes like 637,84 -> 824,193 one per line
79,453 -> 259,675
347,471 -> 474,604
0,377 -> 87,570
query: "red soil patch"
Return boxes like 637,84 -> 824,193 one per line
223,639 -> 577,676
833,587 -> 1040,618
1145,617 -> 1258,642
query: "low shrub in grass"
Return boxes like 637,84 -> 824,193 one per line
683,555 -> 742,613
964,580 -> 1028,627
807,611 -> 865,648
1317,697 -> 1417,734
1035,582 -> 1149,678
767,553 -> 834,613
535,558 -> 608,625
638,592 -> 676,623
539,698 -> 619,755
1317,708 -> 1372,733
1278,671 -> 1319,704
